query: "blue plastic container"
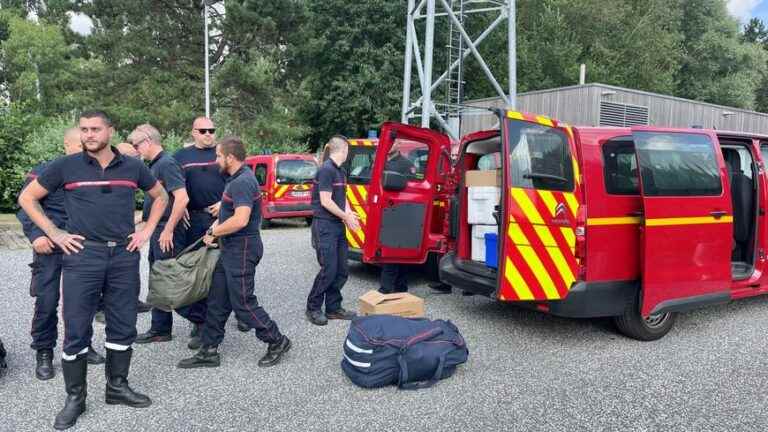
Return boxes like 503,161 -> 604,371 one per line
484,232 -> 498,269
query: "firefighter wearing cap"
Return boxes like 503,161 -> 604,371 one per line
130,124 -> 207,350
305,136 -> 359,326
16,128 -> 106,381
18,110 -> 168,430
178,137 -> 291,369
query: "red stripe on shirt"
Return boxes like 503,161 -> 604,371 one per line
64,180 -> 138,190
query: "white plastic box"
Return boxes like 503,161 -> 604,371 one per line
468,186 -> 501,225
471,225 -> 498,262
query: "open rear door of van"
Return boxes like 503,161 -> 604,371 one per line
497,111 -> 582,302
631,127 -> 733,317
362,122 -> 451,264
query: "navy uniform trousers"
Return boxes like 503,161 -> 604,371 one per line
29,252 -> 63,350
307,218 -> 347,313
147,223 -> 207,334
380,264 -> 409,294
61,243 -> 140,356
201,235 -> 282,347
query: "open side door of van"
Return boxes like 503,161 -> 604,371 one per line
497,111 -> 582,302
631,127 -> 733,317
362,122 -> 451,264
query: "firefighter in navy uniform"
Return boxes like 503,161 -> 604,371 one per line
130,124 -> 207,350
17,128 -> 106,381
178,137 -> 291,369
305,136 -> 359,326
18,111 -> 169,431
378,141 -> 417,294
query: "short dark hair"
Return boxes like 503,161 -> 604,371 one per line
217,136 -> 246,162
79,110 -> 113,126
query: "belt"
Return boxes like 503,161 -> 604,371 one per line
83,239 -> 129,248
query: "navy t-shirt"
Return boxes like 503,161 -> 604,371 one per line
311,159 -> 347,221
173,146 -> 226,211
37,148 -> 158,242
219,166 -> 261,238
16,160 -> 67,243
143,151 -> 186,223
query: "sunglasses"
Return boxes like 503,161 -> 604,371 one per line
196,128 -> 216,135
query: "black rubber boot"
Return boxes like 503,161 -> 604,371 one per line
236,319 -> 250,333
177,346 -> 221,369
188,324 -> 202,350
258,336 -> 291,368
53,354 -> 87,430
86,346 -> 105,365
104,348 -> 152,408
36,348 -> 55,380
0,338 -> 6,377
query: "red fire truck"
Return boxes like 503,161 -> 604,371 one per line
245,154 -> 317,228
359,110 -> 765,341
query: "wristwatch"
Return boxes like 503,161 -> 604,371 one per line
206,227 -> 216,237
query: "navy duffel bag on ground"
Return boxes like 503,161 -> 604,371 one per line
341,315 -> 469,389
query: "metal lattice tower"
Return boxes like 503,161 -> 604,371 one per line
401,0 -> 516,140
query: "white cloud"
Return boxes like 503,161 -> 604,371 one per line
68,12 -> 93,36
727,0 -> 762,20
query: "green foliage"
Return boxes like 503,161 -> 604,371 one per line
0,104 -> 50,210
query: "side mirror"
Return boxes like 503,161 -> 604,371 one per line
382,170 -> 407,191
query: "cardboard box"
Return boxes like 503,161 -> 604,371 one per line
465,169 -> 500,187
358,290 -> 425,318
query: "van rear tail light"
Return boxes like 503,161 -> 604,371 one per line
575,205 -> 587,280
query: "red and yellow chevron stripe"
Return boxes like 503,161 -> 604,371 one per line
273,183 -> 312,198
348,139 -> 376,147
499,187 -> 580,302
344,184 -> 369,249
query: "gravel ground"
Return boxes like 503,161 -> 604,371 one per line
1,221 -> 768,431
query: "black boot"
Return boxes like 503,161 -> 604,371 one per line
86,346 -> 105,365
188,324 -> 202,350
177,346 -> 221,369
53,354 -> 87,430
236,319 -> 250,333
258,336 -> 291,368
0,338 -> 6,377
104,348 -> 152,408
36,348 -> 55,380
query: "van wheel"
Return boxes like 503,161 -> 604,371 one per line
613,294 -> 676,341
305,216 -> 313,226
261,219 -> 271,230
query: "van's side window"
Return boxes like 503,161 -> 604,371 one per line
507,121 -> 574,192
254,164 -> 268,186
602,138 -> 639,195
634,132 -> 722,196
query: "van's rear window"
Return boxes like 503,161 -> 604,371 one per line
506,121 -> 575,192
602,138 -> 640,195
344,146 -> 377,185
276,160 -> 317,184
634,132 -> 722,196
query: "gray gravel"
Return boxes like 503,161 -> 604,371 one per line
2,221 -> 768,431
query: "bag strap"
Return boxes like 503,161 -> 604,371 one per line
398,351 -> 447,390
176,237 -> 204,259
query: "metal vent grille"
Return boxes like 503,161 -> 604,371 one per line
599,101 -> 649,127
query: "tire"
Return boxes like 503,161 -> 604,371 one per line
305,216 -> 313,226
613,292 -> 677,341
261,218 -> 271,230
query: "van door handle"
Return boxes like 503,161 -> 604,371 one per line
710,211 -> 727,219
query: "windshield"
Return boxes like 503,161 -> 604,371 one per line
276,159 -> 317,184
344,146 -> 377,185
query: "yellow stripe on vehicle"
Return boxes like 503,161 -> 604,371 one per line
645,216 -> 733,227
507,111 -> 525,120
536,116 -> 554,127
345,229 -> 360,249
537,190 -> 559,217
511,188 -> 544,225
534,226 -> 576,289
356,185 -> 368,201
346,188 -> 361,207
560,227 -> 576,249
516,245 -> 560,300
563,192 -> 579,217
507,220 -> 530,245
587,217 -> 642,226
504,257 -> 535,301
274,185 -> 290,198
364,140 -> 374,146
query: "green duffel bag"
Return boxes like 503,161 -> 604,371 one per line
147,238 -> 220,311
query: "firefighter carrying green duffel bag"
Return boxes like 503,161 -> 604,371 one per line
147,238 -> 220,311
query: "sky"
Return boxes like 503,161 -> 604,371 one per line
728,0 -> 768,23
